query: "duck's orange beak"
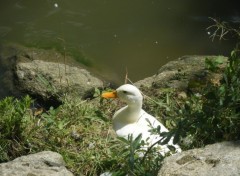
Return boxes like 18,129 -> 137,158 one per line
101,91 -> 118,98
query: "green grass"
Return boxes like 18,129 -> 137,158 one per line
0,88 -> 168,175
0,96 -> 32,161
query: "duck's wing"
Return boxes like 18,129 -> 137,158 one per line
138,110 -> 169,132
137,110 -> 182,153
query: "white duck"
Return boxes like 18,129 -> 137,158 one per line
101,84 -> 181,155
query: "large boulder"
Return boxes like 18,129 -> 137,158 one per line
135,55 -> 227,91
0,151 -> 73,176
158,141 -> 240,176
15,59 -> 103,101
0,43 -> 104,102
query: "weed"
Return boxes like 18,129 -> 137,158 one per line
205,56 -> 225,72
0,95 -> 32,161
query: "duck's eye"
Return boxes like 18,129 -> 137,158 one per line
122,91 -> 128,94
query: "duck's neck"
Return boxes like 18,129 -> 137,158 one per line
128,101 -> 142,111
125,101 -> 142,123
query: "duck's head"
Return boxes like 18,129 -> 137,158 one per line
102,84 -> 143,106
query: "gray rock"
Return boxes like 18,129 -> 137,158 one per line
15,59 -> 103,101
135,55 -> 227,90
0,151 -> 74,176
158,141 -> 240,176
0,43 -> 104,101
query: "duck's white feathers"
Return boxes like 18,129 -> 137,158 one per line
113,108 -> 181,154
103,84 -> 181,154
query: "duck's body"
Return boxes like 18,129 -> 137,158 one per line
102,84 -> 181,155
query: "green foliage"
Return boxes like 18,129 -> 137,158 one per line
205,56 -> 225,72
140,48 -> 240,152
0,96 -> 32,162
0,92 -> 169,175
0,95 -> 113,175
175,49 -> 240,149
103,134 -> 164,176
31,97 -> 114,175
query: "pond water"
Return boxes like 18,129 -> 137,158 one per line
0,0 -> 239,85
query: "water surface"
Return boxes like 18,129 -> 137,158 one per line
0,0 -> 239,84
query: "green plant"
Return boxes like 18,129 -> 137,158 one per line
205,56 -> 225,72
0,95 -> 32,161
31,97 -> 115,175
102,133 -> 164,176
174,48 -> 240,149
0,95 -> 114,175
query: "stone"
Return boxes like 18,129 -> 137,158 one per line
15,59 -> 103,101
135,55 -> 227,90
0,151 -> 74,176
158,140 -> 240,176
0,43 -> 104,102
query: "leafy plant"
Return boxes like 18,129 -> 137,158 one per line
205,56 -> 225,72
174,48 -> 240,149
0,96 -> 32,161
103,134 -> 164,176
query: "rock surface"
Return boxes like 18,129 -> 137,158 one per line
0,151 -> 73,176
0,43 -> 104,102
135,55 -> 227,90
15,59 -> 103,101
158,140 -> 240,176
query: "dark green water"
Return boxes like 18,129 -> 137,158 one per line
0,0 -> 239,84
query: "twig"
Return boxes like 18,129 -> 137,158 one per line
125,67 -> 128,84
57,37 -> 67,74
